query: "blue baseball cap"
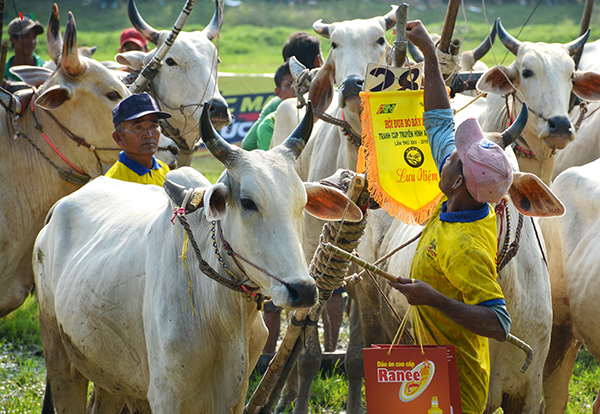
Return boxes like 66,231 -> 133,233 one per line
112,93 -> 171,128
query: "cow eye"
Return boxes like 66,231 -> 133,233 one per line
240,197 -> 258,211
331,42 -> 338,49
522,68 -> 533,79
106,91 -> 122,101
165,57 -> 177,66
377,37 -> 385,46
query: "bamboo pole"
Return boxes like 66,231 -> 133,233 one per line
572,0 -> 594,69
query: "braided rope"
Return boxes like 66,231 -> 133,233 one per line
497,211 -> 524,272
311,217 -> 368,293
436,47 -> 461,83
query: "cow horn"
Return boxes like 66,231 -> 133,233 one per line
61,12 -> 85,77
501,103 -> 528,148
383,5 -> 398,31
280,101 -> 314,159
47,4 -> 62,65
472,22 -> 497,62
202,0 -> 222,42
128,0 -> 161,45
496,18 -> 520,56
199,102 -> 239,166
564,29 -> 590,57
408,41 -> 424,63
313,19 -> 331,39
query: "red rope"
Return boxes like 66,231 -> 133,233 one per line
31,99 -> 87,175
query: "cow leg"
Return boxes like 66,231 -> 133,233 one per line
345,297 -> 364,414
276,365 -> 299,413
86,386 -> 125,414
293,328 -> 322,414
594,389 -> 600,414
39,310 -> 89,414
542,321 -> 581,414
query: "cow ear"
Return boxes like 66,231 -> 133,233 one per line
9,66 -> 53,87
476,65 -> 518,95
204,182 -> 228,221
164,179 -> 205,214
572,71 -> 600,101
508,172 -> 565,217
308,58 -> 335,115
35,85 -> 72,110
115,51 -> 148,71
304,182 -> 363,222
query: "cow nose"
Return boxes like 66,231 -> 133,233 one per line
168,143 -> 180,157
286,282 -> 318,308
340,75 -> 365,100
208,99 -> 230,121
547,116 -> 573,138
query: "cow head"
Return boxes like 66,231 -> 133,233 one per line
484,103 -> 565,217
477,19 -> 600,153
165,103 -> 362,309
310,7 -> 397,120
31,5 -> 130,177
116,0 -> 231,166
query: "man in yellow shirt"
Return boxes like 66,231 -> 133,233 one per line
105,93 -> 172,186
388,21 -> 512,414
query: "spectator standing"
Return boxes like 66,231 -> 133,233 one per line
119,28 -> 149,53
4,17 -> 45,82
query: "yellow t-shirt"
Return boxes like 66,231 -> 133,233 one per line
410,196 -> 504,414
105,152 -> 169,186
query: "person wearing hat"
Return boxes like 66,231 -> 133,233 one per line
119,28 -> 149,54
387,21 -> 512,414
5,16 -> 45,82
105,93 -> 172,186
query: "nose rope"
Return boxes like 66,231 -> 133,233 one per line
216,220 -> 292,289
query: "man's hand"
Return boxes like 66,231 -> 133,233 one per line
387,277 -> 442,307
406,20 -> 436,56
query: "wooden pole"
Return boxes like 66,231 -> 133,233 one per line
438,0 -> 461,54
393,4 -> 408,68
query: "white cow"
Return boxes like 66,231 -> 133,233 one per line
476,18 -> 600,185
552,38 -> 600,178
353,110 -> 565,414
116,0 -> 232,166
33,104 -> 365,413
0,6 -> 178,318
540,159 -> 600,414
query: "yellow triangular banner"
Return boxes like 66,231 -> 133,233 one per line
361,89 -> 442,225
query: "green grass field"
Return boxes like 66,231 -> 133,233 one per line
3,0 -> 600,412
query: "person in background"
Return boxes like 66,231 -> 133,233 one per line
4,17 -> 45,83
388,20 -> 511,414
252,62 -> 296,151
282,30 -> 324,70
241,31 -> 323,152
119,28 -> 149,53
106,93 -> 172,186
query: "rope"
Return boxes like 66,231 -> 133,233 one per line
311,216 -> 368,292
497,211 -> 524,272
436,47 -> 461,84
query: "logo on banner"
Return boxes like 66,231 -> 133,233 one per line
377,103 -> 397,114
399,361 -> 435,402
404,147 -> 424,168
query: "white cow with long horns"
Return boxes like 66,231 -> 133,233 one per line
476,18 -> 600,185
117,0 -> 232,166
0,4 -> 178,318
33,102 -> 365,413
